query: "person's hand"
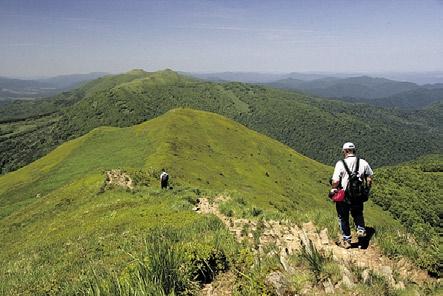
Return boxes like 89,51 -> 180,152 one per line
328,188 -> 338,198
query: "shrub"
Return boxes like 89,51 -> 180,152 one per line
251,207 -> 263,217
219,203 -> 234,217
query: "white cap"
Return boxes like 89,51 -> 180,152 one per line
342,142 -> 356,150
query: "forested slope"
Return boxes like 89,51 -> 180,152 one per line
371,154 -> 441,274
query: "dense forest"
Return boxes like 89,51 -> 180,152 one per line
371,154 -> 442,274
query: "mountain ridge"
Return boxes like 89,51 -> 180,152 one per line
0,108 -> 438,294
0,69 -> 440,174
268,75 -> 443,109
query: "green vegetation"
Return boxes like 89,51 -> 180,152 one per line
368,88 -> 443,110
0,109 -> 433,294
1,69 -> 440,173
371,155 -> 442,274
299,238 -> 332,282
80,222 -> 236,295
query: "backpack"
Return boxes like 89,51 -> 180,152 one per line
341,158 -> 369,202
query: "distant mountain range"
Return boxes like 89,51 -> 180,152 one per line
0,72 -> 107,100
3,71 -> 442,109
186,71 -> 443,84
185,72 -> 443,109
182,71 -> 347,83
268,76 -> 418,98
37,72 -> 109,89
267,76 -> 443,109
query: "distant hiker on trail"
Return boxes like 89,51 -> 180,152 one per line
329,142 -> 373,249
160,169 -> 169,189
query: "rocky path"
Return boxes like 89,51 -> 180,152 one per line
194,196 -> 430,295
105,169 -> 134,189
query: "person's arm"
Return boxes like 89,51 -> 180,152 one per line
365,162 -> 374,188
366,175 -> 373,188
331,180 -> 340,189
331,162 -> 342,189
329,162 -> 342,197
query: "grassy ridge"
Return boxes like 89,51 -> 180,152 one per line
1,69 -> 440,173
0,108 -> 418,294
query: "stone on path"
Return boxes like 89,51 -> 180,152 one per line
265,271 -> 291,296
361,269 -> 371,284
320,228 -> 329,245
322,278 -> 335,294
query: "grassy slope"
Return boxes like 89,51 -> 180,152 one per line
0,109 -> 403,294
1,70 -> 440,174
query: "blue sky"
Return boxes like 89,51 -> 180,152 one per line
1,0 -> 442,76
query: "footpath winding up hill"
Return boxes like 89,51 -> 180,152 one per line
1,69 -> 440,173
0,109 -> 438,295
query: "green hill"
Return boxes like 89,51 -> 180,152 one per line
0,109 -> 437,295
1,69 -> 440,174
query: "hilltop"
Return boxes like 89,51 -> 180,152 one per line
1,69 -> 440,174
0,109 -> 438,295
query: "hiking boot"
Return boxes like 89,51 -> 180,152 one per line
357,229 -> 367,238
338,239 -> 352,249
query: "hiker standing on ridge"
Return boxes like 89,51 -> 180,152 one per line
330,142 -> 373,249
160,169 -> 169,189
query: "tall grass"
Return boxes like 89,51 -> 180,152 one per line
142,228 -> 189,294
80,218 -> 236,295
299,233 -> 331,282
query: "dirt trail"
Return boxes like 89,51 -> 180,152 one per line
105,169 -> 134,189
195,196 -> 429,295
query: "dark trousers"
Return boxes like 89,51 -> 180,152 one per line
336,201 -> 365,239
161,180 -> 168,189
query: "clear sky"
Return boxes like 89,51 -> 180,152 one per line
1,0 -> 442,76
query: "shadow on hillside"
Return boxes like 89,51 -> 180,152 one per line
351,227 -> 375,249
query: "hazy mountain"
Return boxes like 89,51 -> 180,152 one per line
0,77 -> 57,100
268,75 -> 443,109
37,72 -> 108,89
379,71 -> 443,84
0,72 -> 108,100
186,71 -> 443,85
268,76 -> 418,99
185,71 -> 359,83
184,71 -> 289,83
